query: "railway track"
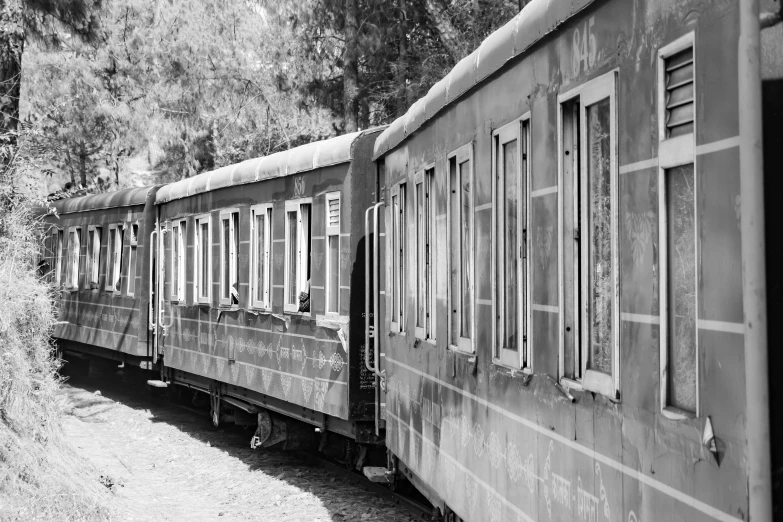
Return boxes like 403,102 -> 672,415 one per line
158,380 -> 434,521
310,453 -> 435,521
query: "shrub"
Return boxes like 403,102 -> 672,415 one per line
0,144 -> 111,521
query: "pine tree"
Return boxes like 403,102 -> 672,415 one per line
0,0 -> 99,148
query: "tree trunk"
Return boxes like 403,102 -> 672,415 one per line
0,0 -> 25,142
424,0 -> 464,63
343,0 -> 359,132
396,0 -> 411,117
79,141 -> 87,187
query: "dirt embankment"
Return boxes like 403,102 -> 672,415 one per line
61,375 -> 417,522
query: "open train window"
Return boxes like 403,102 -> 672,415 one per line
447,143 -> 474,353
87,225 -> 101,288
53,228 -> 63,286
493,117 -> 530,370
325,192 -> 341,316
414,168 -> 435,341
127,222 -> 139,297
558,70 -> 619,399
219,209 -> 239,306
390,183 -> 406,333
106,224 -> 124,292
284,199 -> 312,314
65,226 -> 82,290
195,214 -> 211,304
658,33 -> 698,419
250,204 -> 273,310
171,220 -> 187,303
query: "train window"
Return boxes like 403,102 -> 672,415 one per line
87,225 -> 101,287
219,210 -> 240,306
558,71 -> 618,398
325,192 -> 341,316
127,223 -> 138,296
65,226 -> 82,290
284,199 -> 312,314
106,224 -> 124,292
250,204 -> 273,310
658,33 -> 698,418
426,168 -> 436,340
195,214 -> 211,304
53,228 -> 63,286
390,183 -> 406,333
493,118 -> 530,369
171,220 -> 187,303
447,143 -> 474,353
414,169 -> 435,340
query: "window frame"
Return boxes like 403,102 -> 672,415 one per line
557,70 -> 620,398
284,198 -> 313,314
194,214 -> 212,305
658,32 -> 699,420
447,143 -> 475,353
413,167 -> 436,341
171,219 -> 187,303
219,209 -> 240,307
390,183 -> 406,333
325,192 -> 341,317
492,115 -> 532,370
106,224 -> 123,292
426,166 -> 437,341
65,226 -> 82,290
87,225 -> 102,287
414,170 -> 426,339
250,203 -> 273,311
53,228 -> 64,287
127,221 -> 139,297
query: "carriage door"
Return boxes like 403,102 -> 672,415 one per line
365,200 -> 386,436
150,217 -> 165,363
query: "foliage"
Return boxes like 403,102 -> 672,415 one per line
19,0 -> 528,194
281,0 -> 524,128
0,131 -> 111,521
22,0 -> 337,191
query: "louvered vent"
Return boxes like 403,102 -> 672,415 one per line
664,47 -> 694,138
327,198 -> 340,227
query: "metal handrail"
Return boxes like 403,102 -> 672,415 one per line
372,202 -> 382,379
364,205 -> 374,374
364,203 -> 384,378
148,230 -> 157,330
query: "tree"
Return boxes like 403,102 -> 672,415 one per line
22,0 -> 337,191
1,0 -> 99,144
287,0 -> 522,131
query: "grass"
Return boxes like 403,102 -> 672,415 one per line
0,168 -> 112,522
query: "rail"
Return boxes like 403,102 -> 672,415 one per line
364,202 -> 384,380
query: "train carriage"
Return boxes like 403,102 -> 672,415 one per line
370,0 -> 781,521
42,186 -> 159,365
154,129 -> 386,444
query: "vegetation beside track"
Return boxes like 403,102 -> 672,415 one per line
0,166 -> 112,521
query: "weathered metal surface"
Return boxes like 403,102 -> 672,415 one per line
49,186 -> 157,214
158,131 -> 382,428
376,0 -> 751,521
43,187 -> 159,358
156,129 -> 383,204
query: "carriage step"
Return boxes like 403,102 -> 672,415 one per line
146,380 -> 168,388
362,466 -> 394,484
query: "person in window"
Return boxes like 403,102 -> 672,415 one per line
231,283 -> 239,305
298,279 -> 310,312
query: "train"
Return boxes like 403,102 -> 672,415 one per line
39,0 -> 783,520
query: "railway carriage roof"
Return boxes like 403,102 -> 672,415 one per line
155,129 -> 381,204
49,186 -> 157,215
373,0 -> 595,159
